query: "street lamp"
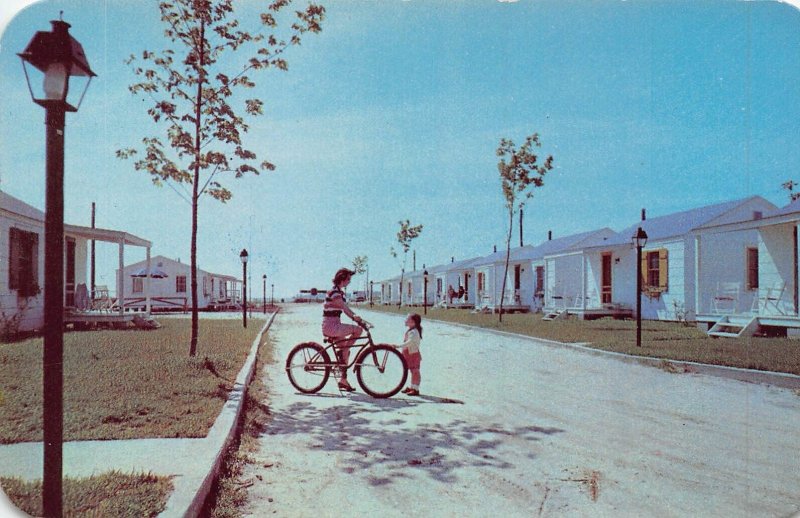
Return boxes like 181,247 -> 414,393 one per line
632,227 -> 648,347
369,280 -> 374,307
423,269 -> 429,315
262,274 -> 267,314
271,283 -> 274,305
19,17 -> 95,517
240,249 -> 248,328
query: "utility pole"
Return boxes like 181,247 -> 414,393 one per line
91,202 -> 96,297
519,208 -> 523,247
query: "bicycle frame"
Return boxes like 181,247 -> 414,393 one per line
320,325 -> 389,373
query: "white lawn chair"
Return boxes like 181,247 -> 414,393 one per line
751,281 -> 786,315
711,282 -> 740,314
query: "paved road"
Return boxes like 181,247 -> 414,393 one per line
243,304 -> 800,517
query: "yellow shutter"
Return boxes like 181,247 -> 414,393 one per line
658,249 -> 669,290
640,253 -> 648,287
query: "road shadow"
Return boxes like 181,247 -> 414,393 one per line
297,391 -> 464,407
264,398 -> 564,486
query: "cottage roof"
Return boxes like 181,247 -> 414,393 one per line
0,190 -> 44,221
772,197 -> 800,218
599,196 -> 762,247
65,223 -> 151,247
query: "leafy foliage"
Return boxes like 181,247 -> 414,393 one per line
390,220 -> 423,306
118,0 -> 325,202
352,255 -> 368,276
497,133 -> 554,213
781,180 -> 800,202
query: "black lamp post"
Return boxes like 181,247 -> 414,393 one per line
240,249 -> 248,328
423,269 -> 429,315
369,280 -> 374,307
18,17 -> 95,517
633,227 -> 648,347
271,283 -> 274,305
262,274 -> 267,314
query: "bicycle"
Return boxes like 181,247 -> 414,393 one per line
285,320 -> 408,398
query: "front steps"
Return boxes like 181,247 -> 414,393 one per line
707,315 -> 759,338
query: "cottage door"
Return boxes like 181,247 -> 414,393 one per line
601,253 -> 612,304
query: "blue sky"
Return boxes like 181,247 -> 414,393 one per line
1,0 -> 800,297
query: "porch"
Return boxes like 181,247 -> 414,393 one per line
62,224 -> 153,324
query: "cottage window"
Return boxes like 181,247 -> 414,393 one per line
9,228 -> 39,296
132,277 -> 143,293
514,264 -> 521,290
176,275 -> 187,293
641,249 -> 668,296
746,247 -> 758,291
203,276 -> 209,297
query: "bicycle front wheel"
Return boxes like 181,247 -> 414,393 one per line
355,344 -> 408,398
286,342 -> 331,394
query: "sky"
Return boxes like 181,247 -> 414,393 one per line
2,0 -> 800,299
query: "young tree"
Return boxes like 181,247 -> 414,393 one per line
496,133 -> 554,322
117,0 -> 325,356
390,220 -> 423,307
352,255 -> 367,296
782,180 -> 800,202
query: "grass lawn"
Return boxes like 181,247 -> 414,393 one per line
364,305 -> 800,375
0,317 -> 261,443
1,471 -> 172,517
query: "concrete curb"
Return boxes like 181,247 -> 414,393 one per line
362,309 -> 800,390
159,311 -> 278,518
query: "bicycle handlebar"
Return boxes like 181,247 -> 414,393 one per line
357,319 -> 374,330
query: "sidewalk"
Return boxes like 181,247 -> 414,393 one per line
0,312 -> 276,518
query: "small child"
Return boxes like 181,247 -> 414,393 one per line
400,313 -> 423,396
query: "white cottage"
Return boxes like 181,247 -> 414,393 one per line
119,255 -> 242,311
692,198 -> 800,336
1,191 -> 152,333
575,196 -> 776,321
443,255 -> 488,308
538,228 -> 617,316
468,245 -> 540,312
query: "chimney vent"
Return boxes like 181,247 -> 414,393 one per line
548,230 -> 552,241
641,208 -> 646,221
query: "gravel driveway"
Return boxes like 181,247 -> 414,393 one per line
243,304 -> 800,517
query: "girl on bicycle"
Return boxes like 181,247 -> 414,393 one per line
322,267 -> 364,392
401,313 -> 423,396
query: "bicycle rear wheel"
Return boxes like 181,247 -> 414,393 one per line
286,342 -> 331,394
355,344 -> 407,398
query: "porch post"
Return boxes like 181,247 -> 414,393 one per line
795,224 -> 799,315
118,240 -> 124,317
145,247 -> 151,315
582,253 -> 587,312
694,234 -> 701,317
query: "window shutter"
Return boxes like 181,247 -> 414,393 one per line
30,232 -> 39,291
9,228 -> 20,290
658,249 -> 669,290
640,253 -> 648,288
